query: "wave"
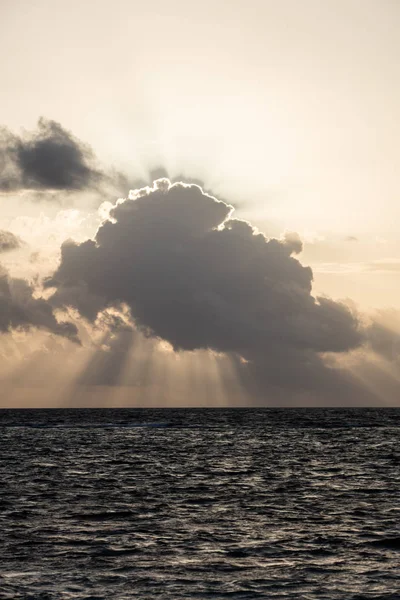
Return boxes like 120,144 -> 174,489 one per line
2,422 -> 179,429
368,537 -> 400,550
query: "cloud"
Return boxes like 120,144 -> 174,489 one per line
367,259 -> 400,273
46,179 -> 365,398
0,118 -> 103,192
282,230 -> 303,255
364,310 -> 400,361
367,322 -> 400,361
311,262 -> 366,274
0,230 -> 21,253
0,265 -> 78,342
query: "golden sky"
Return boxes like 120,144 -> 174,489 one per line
1,0 -> 400,406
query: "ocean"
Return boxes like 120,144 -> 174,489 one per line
1,408 -> 399,599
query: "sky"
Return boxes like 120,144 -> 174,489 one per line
1,0 -> 400,406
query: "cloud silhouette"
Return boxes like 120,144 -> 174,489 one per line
0,230 -> 21,253
46,179 -> 364,396
0,118 -> 102,192
0,265 -> 78,341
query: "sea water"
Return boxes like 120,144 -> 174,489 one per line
1,408 -> 399,599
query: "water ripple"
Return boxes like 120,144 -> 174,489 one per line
0,408 -> 399,599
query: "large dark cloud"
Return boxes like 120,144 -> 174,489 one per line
0,118 -> 102,192
0,265 -> 78,342
47,179 -> 364,397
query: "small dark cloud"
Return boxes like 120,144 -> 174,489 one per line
0,265 -> 78,342
0,230 -> 21,253
47,179 -> 364,397
0,118 -> 103,192
345,236 -> 358,242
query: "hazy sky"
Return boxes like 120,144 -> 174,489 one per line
1,0 -> 400,406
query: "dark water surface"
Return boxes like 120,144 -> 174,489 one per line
1,408 -> 399,599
